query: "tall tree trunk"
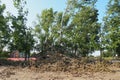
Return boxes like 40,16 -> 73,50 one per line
25,52 -> 27,61
100,48 -> 103,62
28,50 -> 30,60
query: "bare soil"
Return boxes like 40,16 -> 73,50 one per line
0,66 -> 120,80
0,53 -> 120,80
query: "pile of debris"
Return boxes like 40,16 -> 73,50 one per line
32,53 -> 112,74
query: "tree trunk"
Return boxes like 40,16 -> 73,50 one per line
28,50 -> 30,60
100,48 -> 103,62
25,52 -> 27,61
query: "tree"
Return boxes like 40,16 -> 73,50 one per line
52,11 -> 70,53
34,0 -> 100,57
0,1 -> 10,54
103,0 -> 120,57
34,8 -> 54,54
34,7 -> 71,54
65,0 -> 100,57
9,0 -> 34,60
24,28 -> 35,59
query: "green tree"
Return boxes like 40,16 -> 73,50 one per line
34,8 -> 70,54
0,1 -> 10,55
9,0 -> 34,60
103,0 -> 120,57
65,0 -> 100,57
34,0 -> 100,57
52,11 -> 70,53
35,8 -> 54,54
24,28 -> 35,59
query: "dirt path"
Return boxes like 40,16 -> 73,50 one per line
0,66 -> 120,80
0,66 -> 7,72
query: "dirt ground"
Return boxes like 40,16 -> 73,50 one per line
1,53 -> 120,80
0,66 -> 120,80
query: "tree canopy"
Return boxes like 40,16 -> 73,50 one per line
0,0 -> 120,58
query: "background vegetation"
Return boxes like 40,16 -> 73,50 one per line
0,0 -> 120,59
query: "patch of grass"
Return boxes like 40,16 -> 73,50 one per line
103,57 -> 113,60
